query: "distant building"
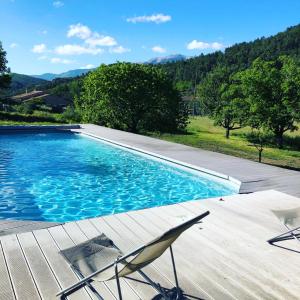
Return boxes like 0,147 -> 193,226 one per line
10,90 -> 70,108
11,90 -> 45,102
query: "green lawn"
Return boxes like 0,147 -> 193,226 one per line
0,111 -> 68,125
148,116 -> 300,170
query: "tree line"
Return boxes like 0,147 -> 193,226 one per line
197,56 -> 300,149
159,24 -> 300,87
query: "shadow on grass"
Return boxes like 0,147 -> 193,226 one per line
146,129 -> 195,137
239,132 -> 300,151
282,135 -> 300,151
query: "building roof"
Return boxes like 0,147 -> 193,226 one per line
11,90 -> 45,101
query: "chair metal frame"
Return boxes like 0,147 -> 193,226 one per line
57,211 -> 209,299
267,224 -> 300,245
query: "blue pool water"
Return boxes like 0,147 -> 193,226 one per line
0,132 -> 237,222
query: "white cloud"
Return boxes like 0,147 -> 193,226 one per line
187,40 -> 224,50
67,23 -> 92,40
38,55 -> 48,60
110,46 -> 130,54
80,64 -> 94,69
85,34 -> 117,47
53,1 -> 64,8
126,14 -> 171,24
10,43 -> 18,48
151,45 -> 166,53
32,43 -> 47,53
68,24 -> 117,47
50,57 -> 74,64
55,44 -> 103,55
55,23 -> 129,57
210,42 -> 225,49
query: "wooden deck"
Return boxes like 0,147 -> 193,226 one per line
0,220 -> 61,237
1,190 -> 300,300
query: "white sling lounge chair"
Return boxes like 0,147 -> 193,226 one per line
57,211 -> 210,299
268,207 -> 300,245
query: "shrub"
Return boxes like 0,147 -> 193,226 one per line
75,62 -> 188,133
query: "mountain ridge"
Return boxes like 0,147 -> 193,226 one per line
145,54 -> 186,64
32,68 -> 93,81
30,55 -> 187,80
9,23 -> 300,95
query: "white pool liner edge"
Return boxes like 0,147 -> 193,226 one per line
79,131 -> 241,193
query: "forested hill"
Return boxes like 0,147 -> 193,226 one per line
9,73 -> 48,94
160,24 -> 300,84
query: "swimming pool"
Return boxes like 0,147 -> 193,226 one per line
0,132 -> 238,222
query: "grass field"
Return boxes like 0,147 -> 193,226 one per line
149,116 -> 300,170
0,111 -> 70,125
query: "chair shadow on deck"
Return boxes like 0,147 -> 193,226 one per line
124,275 -> 205,300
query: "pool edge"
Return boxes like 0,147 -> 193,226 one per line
78,131 -> 242,193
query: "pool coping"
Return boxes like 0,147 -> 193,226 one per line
79,131 -> 241,192
0,124 -> 241,191
0,124 -> 80,131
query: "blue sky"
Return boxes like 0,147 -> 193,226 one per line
0,0 -> 300,75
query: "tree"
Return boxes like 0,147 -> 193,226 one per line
237,56 -> 300,148
0,42 -> 11,94
75,62 -> 188,133
246,130 -> 270,163
197,66 -> 247,138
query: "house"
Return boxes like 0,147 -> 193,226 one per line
10,90 -> 70,108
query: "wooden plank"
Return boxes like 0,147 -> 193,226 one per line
185,197 -> 300,271
0,234 -> 41,300
64,222 -> 138,300
17,232 -> 61,300
100,214 -> 214,300
178,201 -> 300,295
0,241 -> 15,300
97,214 -> 183,291
113,212 -> 237,300
77,220 -> 165,299
0,190 -> 299,300
139,206 -> 280,300
164,201 -> 300,299
49,224 -> 115,300
90,216 -> 175,300
33,228 -> 92,300
0,221 -> 60,236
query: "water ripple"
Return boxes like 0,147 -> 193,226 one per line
0,132 -> 236,222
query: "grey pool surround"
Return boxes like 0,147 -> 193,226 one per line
80,131 -> 241,192
77,124 -> 300,198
